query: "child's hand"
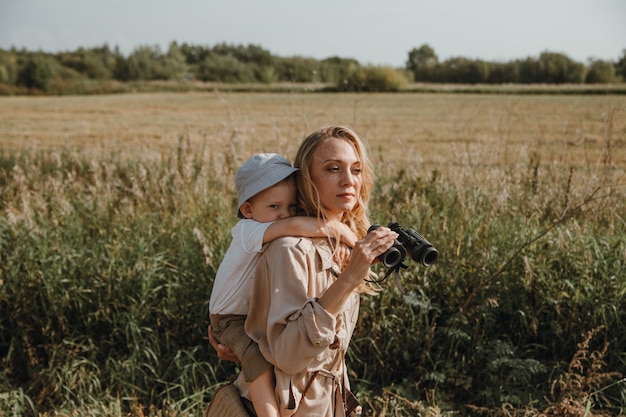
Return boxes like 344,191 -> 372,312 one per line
327,220 -> 357,248
208,325 -> 240,362
334,242 -> 352,268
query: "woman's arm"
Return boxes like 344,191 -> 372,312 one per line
318,226 -> 397,315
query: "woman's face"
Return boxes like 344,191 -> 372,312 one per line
310,138 -> 362,219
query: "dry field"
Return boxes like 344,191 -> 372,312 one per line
1,92 -> 625,175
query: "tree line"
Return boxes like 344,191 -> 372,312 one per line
0,41 -> 624,93
406,44 -> 624,84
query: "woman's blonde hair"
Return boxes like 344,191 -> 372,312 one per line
293,125 -> 374,240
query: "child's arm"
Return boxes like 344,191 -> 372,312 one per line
264,217 -> 357,247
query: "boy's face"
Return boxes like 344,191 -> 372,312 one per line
240,179 -> 298,222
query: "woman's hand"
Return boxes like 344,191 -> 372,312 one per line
208,325 -> 240,362
344,226 -> 398,280
319,226 -> 397,315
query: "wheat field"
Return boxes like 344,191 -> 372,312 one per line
2,92 -> 624,171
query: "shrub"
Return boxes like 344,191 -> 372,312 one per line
339,65 -> 408,92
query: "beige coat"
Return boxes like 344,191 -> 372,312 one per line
245,236 -> 360,417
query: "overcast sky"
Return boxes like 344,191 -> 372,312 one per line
1,0 -> 624,66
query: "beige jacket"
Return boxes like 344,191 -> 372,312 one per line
245,236 -> 360,417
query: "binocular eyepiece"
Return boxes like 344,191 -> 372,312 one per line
368,222 -> 438,268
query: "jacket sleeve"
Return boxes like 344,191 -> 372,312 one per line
246,237 -> 337,375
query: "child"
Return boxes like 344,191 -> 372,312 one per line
208,153 -> 356,417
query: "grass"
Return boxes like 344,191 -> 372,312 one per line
1,92 -> 625,416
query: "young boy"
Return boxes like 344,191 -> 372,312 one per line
208,153 -> 356,417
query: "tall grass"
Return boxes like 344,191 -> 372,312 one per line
355,139 -> 626,414
1,109 -> 625,416
0,141 -> 239,416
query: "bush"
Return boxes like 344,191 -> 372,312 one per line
339,65 -> 408,92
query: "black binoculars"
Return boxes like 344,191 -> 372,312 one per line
368,222 -> 438,268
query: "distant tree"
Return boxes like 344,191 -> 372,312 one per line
516,57 -> 541,83
615,49 -> 626,81
197,55 -> 255,83
247,44 -> 274,67
56,45 -> 115,79
0,65 -> 8,84
537,51 -> 585,83
17,54 -> 55,91
123,45 -> 175,80
275,56 -> 321,82
113,51 -> 131,81
165,42 -> 188,80
585,59 -> 616,83
466,59 -> 490,84
319,56 -> 360,84
232,44 -> 275,83
255,66 -> 278,84
487,62 -> 518,84
180,43 -> 275,83
210,43 -> 273,67
439,57 -> 489,83
406,44 -> 439,82
0,49 -> 18,84
125,45 -> 158,80
438,57 -> 462,83
180,43 -> 212,66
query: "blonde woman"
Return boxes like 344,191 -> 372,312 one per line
242,126 -> 398,416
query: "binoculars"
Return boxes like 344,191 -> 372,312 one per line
368,222 -> 438,268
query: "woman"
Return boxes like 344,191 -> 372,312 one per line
238,125 -> 398,416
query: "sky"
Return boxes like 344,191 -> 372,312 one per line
1,0 -> 624,66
